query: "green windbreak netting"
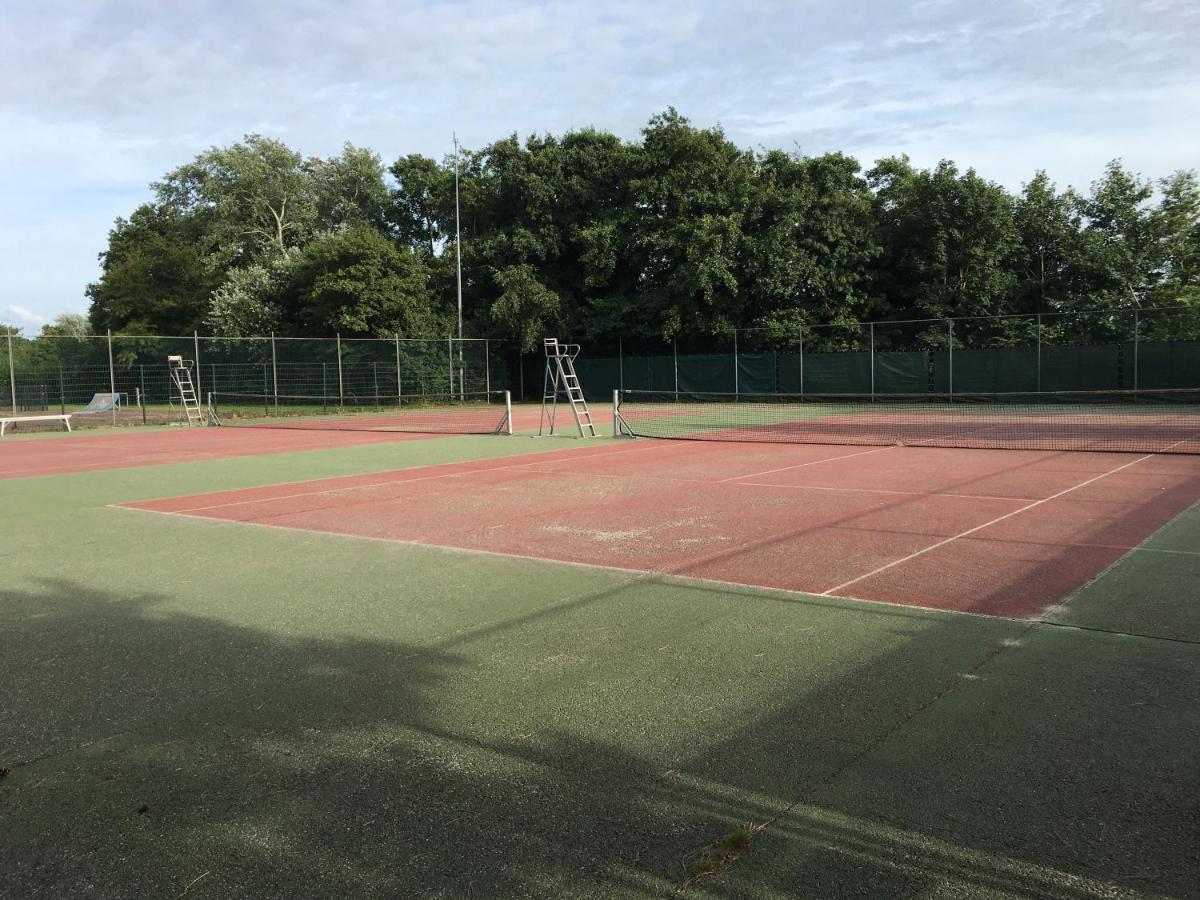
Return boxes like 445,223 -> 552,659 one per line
947,346 -> 1040,393
1041,344 -> 1127,392
737,352 -> 777,393
573,356 -> 622,401
1135,341 -> 1200,390
874,351 -> 928,393
788,352 -> 872,393
677,353 -> 735,394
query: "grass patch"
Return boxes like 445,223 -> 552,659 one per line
679,822 -> 763,892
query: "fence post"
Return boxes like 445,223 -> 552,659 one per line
58,365 -> 65,415
1036,314 -> 1042,393
947,320 -> 954,397
394,334 -> 402,403
106,329 -> 117,425
139,365 -> 147,424
322,363 -> 328,413
335,334 -> 344,405
263,363 -> 269,415
1132,309 -> 1140,394
7,332 -> 16,416
447,337 -> 453,396
485,340 -> 491,395
193,331 -> 202,400
798,329 -> 804,397
270,333 -> 279,410
869,322 -> 875,401
618,338 -> 624,392
673,338 -> 679,401
733,330 -> 739,397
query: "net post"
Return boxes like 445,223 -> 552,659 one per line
336,334 -> 344,406
107,329 -> 116,426
7,332 -> 16,416
612,388 -> 621,437
504,389 -> 513,435
271,332 -> 279,411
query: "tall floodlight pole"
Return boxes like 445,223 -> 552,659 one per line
454,133 -> 464,397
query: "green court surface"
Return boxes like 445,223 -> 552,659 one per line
2,432 -> 1198,898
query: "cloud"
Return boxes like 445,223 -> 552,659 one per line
2,305 -> 47,330
1,0 -> 1198,322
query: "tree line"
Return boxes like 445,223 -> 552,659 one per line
78,108 -> 1198,351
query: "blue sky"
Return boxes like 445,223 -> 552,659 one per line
1,0 -> 1197,329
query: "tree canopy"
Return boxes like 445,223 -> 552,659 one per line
85,112 -> 1200,344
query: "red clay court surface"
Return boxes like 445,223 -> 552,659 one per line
121,438 -> 1200,619
0,405 -> 605,479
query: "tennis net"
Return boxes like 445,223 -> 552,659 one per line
210,390 -> 512,435
614,389 -> 1200,454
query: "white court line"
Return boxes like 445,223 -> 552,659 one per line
717,444 -> 896,483
822,450 -> 1165,596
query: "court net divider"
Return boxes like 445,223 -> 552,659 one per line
207,389 -> 513,435
613,388 -> 1200,455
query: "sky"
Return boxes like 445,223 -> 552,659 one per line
1,0 -> 1197,330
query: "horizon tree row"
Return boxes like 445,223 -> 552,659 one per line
80,109 -> 1199,350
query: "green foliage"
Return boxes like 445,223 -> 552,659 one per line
286,227 -> 441,337
84,116 -> 1200,350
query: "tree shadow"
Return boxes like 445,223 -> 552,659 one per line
2,575 -> 1196,898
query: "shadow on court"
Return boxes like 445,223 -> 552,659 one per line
2,575 -> 1197,898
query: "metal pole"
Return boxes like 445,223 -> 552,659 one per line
270,333 -> 278,411
454,134 -> 464,346
798,329 -> 804,397
107,329 -> 116,425
1133,309 -> 1139,393
485,340 -> 491,395
7,333 -> 16,416
336,334 -> 344,405
733,330 -> 739,397
59,365 -> 65,415
394,334 -> 402,403
1036,315 -> 1042,393
448,337 -> 453,396
947,320 -> 954,397
619,338 -> 624,392
139,365 -> 147,424
193,331 -> 202,400
322,363 -> 327,413
673,338 -> 679,401
263,364 -> 269,415
869,322 -> 875,401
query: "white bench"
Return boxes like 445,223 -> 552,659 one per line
0,414 -> 72,436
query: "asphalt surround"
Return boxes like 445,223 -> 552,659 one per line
1,426 -> 1198,898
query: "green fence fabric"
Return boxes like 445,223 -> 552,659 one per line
1136,341 -> 1200,390
737,352 -> 776,393
795,352 -> 872,393
948,346 -> 1040,393
875,351 -> 928,393
1041,344 -> 1126,392
678,353 -> 735,393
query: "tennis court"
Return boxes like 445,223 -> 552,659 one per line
5,386 -> 1200,897
122,433 -> 1200,618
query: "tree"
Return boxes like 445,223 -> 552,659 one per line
154,134 -> 317,264
311,144 -> 391,232
284,227 -> 441,337
40,313 -> 90,338
490,264 -> 561,351
1150,169 -> 1200,305
389,154 -> 452,257
1072,160 -> 1157,306
1011,171 -> 1082,315
87,203 -> 218,334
